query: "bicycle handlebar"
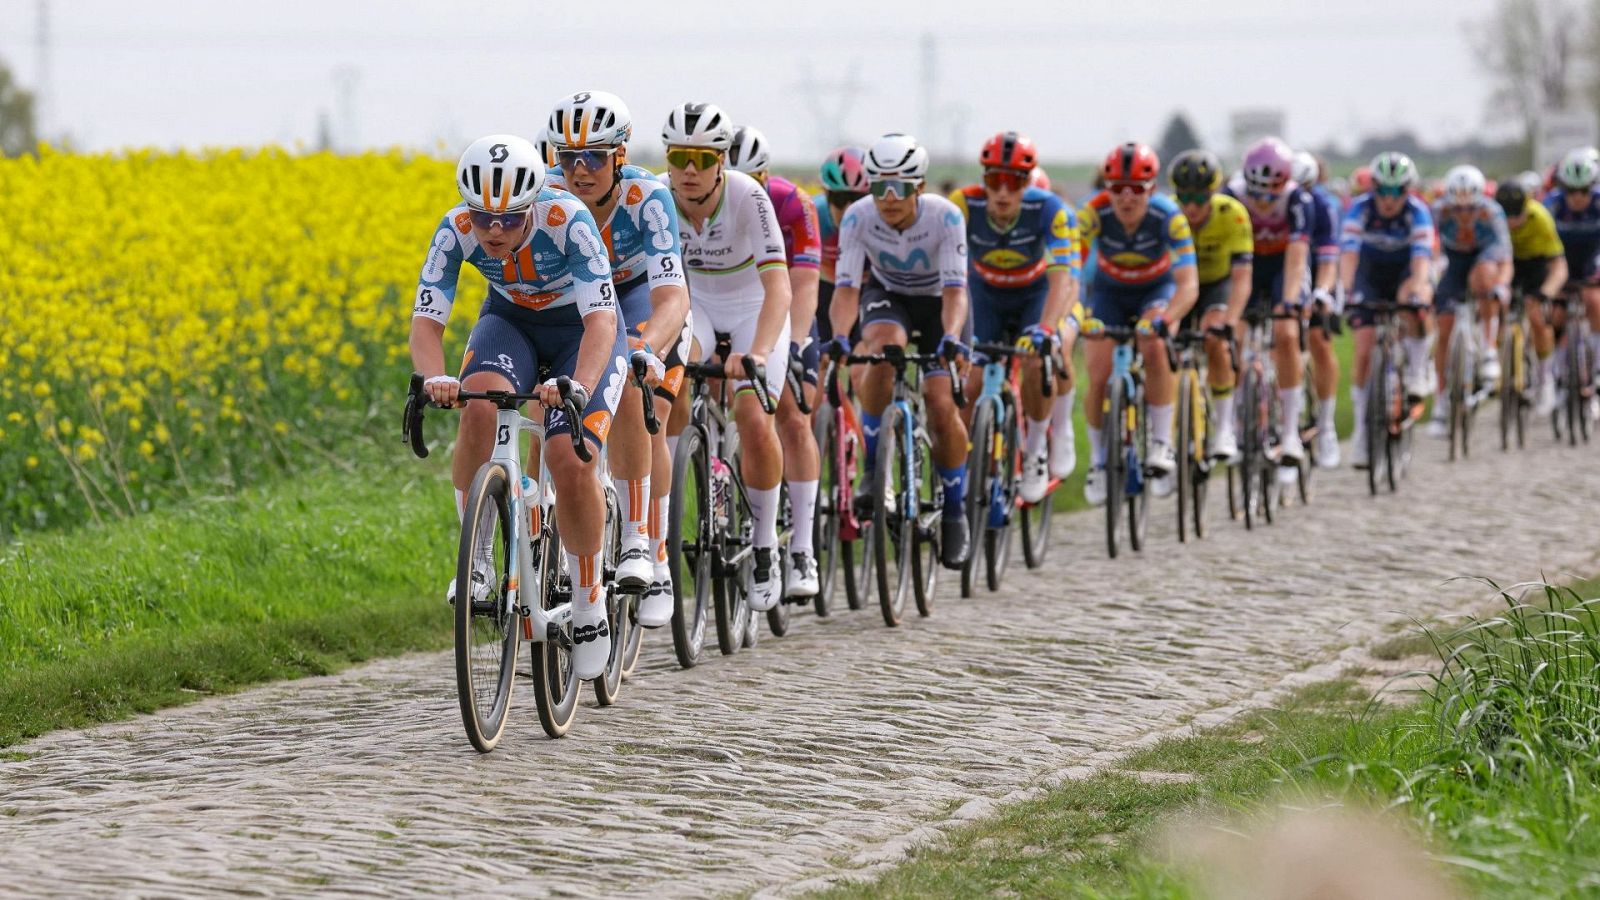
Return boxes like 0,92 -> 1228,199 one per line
402,373 -> 593,463
787,352 -> 813,415
846,344 -> 967,406
628,352 -> 661,435
682,356 -> 776,415
972,339 -> 1059,397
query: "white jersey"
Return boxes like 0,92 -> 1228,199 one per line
668,169 -> 788,309
835,193 -> 968,296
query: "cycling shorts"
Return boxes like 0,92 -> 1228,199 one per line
1347,261 -> 1415,329
689,292 -> 791,400
816,280 -> 862,345
1511,256 -> 1557,299
460,306 -> 627,448
970,279 -> 1048,344
1246,259 -> 1307,319
1087,277 -> 1174,327
1435,249 -> 1496,312
1180,277 -> 1231,332
859,278 -> 972,376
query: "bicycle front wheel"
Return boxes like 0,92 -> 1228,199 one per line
1239,368 -> 1261,527
455,461 -> 522,752
767,482 -> 793,637
1447,328 -> 1470,461
984,396 -> 1018,592
594,486 -> 626,707
812,409 -> 840,617
961,400 -> 995,599
1104,379 -> 1126,558
530,509 -> 579,740
911,429 -> 940,618
873,407 -> 911,626
1175,370 -> 1195,543
1365,355 -> 1387,496
1128,381 -> 1150,551
668,426 -> 712,669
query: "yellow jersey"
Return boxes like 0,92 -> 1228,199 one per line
1189,193 -> 1254,286
1510,200 -> 1563,261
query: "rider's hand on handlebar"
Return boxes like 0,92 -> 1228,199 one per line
630,348 -> 665,388
1136,315 -> 1168,338
1018,323 -> 1057,354
936,335 -> 970,363
724,350 -> 766,379
824,335 -> 852,359
423,374 -> 461,407
537,378 -> 589,411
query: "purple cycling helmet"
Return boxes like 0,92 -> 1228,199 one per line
1241,136 -> 1294,194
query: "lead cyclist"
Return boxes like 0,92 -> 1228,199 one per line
410,134 -> 627,680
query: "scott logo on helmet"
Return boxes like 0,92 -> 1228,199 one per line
489,144 -> 509,164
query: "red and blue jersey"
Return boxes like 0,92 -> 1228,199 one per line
950,184 -> 1079,290
1078,191 -> 1195,287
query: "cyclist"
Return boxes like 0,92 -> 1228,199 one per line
1078,142 -> 1198,505
1544,148 -> 1600,397
950,130 -> 1080,503
815,146 -> 871,343
1428,164 -> 1512,437
1339,151 -> 1436,469
1169,149 -> 1253,460
1293,150 -> 1346,466
1495,179 -> 1567,415
542,91 -> 692,629
1224,137 -> 1314,475
661,102 -> 792,613
412,134 -> 627,681
828,132 -> 973,568
728,124 -> 824,599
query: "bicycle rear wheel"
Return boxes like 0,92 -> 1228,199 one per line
811,410 -> 840,617
1365,354 -> 1387,496
984,396 -> 1019,592
873,407 -> 911,626
1104,380 -> 1126,559
668,426 -> 712,669
767,483 -> 793,637
1384,357 -> 1403,493
455,462 -> 522,752
1447,328 -> 1469,461
911,431 -> 940,617
1240,368 -> 1261,528
1176,370 -> 1195,543
594,486 -> 627,707
1128,381 -> 1150,552
961,401 -> 994,598
530,512 -> 579,740
713,471 -> 751,656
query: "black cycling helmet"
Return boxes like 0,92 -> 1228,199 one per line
1169,149 -> 1224,193
1494,180 -> 1528,218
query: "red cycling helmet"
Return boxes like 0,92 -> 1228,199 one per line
980,131 -> 1038,171
1102,142 -> 1159,182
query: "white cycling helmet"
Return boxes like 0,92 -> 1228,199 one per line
1516,169 -> 1544,196
728,125 -> 771,175
1444,164 -> 1486,203
1557,148 -> 1600,190
661,102 -> 733,150
1291,150 -> 1319,188
457,134 -> 545,213
1370,151 -> 1418,189
547,90 -> 631,149
864,133 -> 930,181
533,128 -> 557,169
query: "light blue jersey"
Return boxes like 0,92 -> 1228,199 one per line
1340,194 -> 1434,267
413,187 -> 616,327
546,164 -> 687,293
1431,194 -> 1510,262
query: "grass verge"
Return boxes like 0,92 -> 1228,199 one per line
814,578 -> 1600,899
0,462 -> 457,746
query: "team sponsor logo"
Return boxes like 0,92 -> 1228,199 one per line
944,209 -> 962,227
600,354 -> 627,411
568,220 -> 611,277
454,211 -> 473,233
877,248 -> 932,271
422,243 -> 450,283
584,410 -> 613,444
626,184 -> 644,205
547,204 -> 568,227
643,198 -> 675,251
484,353 -> 516,374
662,365 -> 685,396
489,143 -> 509,163
981,249 -> 1032,270
1051,208 -> 1071,239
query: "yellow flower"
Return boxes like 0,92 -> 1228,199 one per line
74,442 -> 96,461
26,455 -> 39,469
139,440 -> 155,458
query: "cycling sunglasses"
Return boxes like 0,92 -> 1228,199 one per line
983,168 -> 1029,192
1175,191 -> 1213,206
468,208 -> 530,231
1108,180 -> 1154,196
666,147 -> 722,170
557,147 -> 618,173
1374,184 -> 1409,198
870,179 -> 922,199
827,190 -> 867,209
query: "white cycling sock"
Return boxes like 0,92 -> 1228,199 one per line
1351,386 -> 1368,436
613,474 -> 649,549
566,550 -> 604,623
747,485 -> 780,549
1025,417 -> 1051,457
1317,397 -> 1337,431
1050,388 -> 1076,443
1148,403 -> 1174,446
786,479 -> 818,556
1278,389 -> 1302,437
1213,391 -> 1236,433
1542,353 -> 1558,386
649,492 -> 669,569
1404,337 -> 1430,378
1088,425 -> 1105,466
1434,388 -> 1448,414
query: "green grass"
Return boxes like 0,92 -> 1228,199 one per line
816,578 -> 1600,899
0,461 -> 458,746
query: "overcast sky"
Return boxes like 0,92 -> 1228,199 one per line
0,0 -> 1507,163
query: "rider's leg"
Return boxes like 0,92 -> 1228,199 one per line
610,381 -> 653,577
1308,312 -> 1339,428
856,320 -> 906,468
1273,310 -> 1304,455
776,356 -> 820,576
1433,310 -> 1456,415
1349,319 -> 1377,452
1583,283 -> 1600,378
1047,321 -> 1079,477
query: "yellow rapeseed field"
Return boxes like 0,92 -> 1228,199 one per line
0,147 -> 484,531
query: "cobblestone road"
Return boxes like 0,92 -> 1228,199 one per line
4,432 -> 1599,898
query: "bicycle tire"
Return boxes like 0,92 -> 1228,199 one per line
1129,379 -> 1150,551
811,409 -> 839,617
1365,351 -> 1386,496
1578,323 -> 1593,444
1240,367 -> 1260,528
1176,370 -> 1194,543
1019,477 -> 1053,568
961,400 -> 994,598
530,502 -> 579,740
1104,378 -> 1126,559
1447,326 -> 1468,462
911,430 -> 940,618
1296,378 -> 1314,507
767,482 -> 793,638
594,486 -> 626,707
1385,356 -> 1403,493
455,461 -> 523,752
1260,369 -> 1277,525
667,425 -> 712,669
1191,372 -> 1211,538
713,468 -> 751,656
873,406 -> 911,626
984,395 -> 1018,592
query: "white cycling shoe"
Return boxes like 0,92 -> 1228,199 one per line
1479,351 -> 1502,385
1208,425 -> 1239,463
1147,441 -> 1176,498
445,549 -> 493,607
570,588 -> 611,681
638,561 -> 674,628
1350,431 -> 1370,469
1084,466 -> 1108,506
1019,452 -> 1051,504
616,541 -> 653,591
1535,378 -> 1558,417
1048,429 -> 1077,480
747,547 -> 780,612
1426,411 -> 1448,438
1315,426 -> 1341,468
785,551 -> 820,598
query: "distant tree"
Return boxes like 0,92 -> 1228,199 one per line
1156,112 -> 1202,166
0,59 -> 38,157
1470,0 -> 1581,141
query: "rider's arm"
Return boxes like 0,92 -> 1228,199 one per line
1041,268 -> 1072,330
1041,200 -> 1078,328
1337,201 -> 1365,296
1280,191 -> 1312,305
1163,209 -> 1199,323
1227,262 -> 1253,323
748,185 -> 792,359
938,202 -> 971,337
787,192 -> 824,338
1404,202 -> 1436,303
830,203 -> 868,341
564,205 -> 623,394
639,182 -> 691,353
1542,255 -> 1570,299
940,285 -> 969,338
753,265 -> 793,360
410,213 -> 466,400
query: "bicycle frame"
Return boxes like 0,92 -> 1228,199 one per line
1109,340 -> 1144,498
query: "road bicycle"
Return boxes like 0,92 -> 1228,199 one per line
1354,300 -> 1427,495
1165,327 -> 1220,542
847,344 -> 961,626
1225,311 -> 1287,529
1498,293 -> 1538,451
1550,286 -> 1595,446
1442,293 -> 1492,461
1084,320 -> 1153,559
812,353 -> 871,616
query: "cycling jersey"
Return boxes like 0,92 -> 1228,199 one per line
1431,195 -> 1511,262
1510,201 -> 1563,261
1544,188 -> 1600,280
835,193 -> 968,297
543,164 -> 687,294
949,184 -> 1078,288
1188,192 -> 1254,286
414,189 -> 617,328
1339,194 -> 1434,267
764,175 -> 822,270
1307,184 -> 1340,266
1077,191 -> 1196,286
1223,175 -> 1314,260
815,192 -> 842,282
